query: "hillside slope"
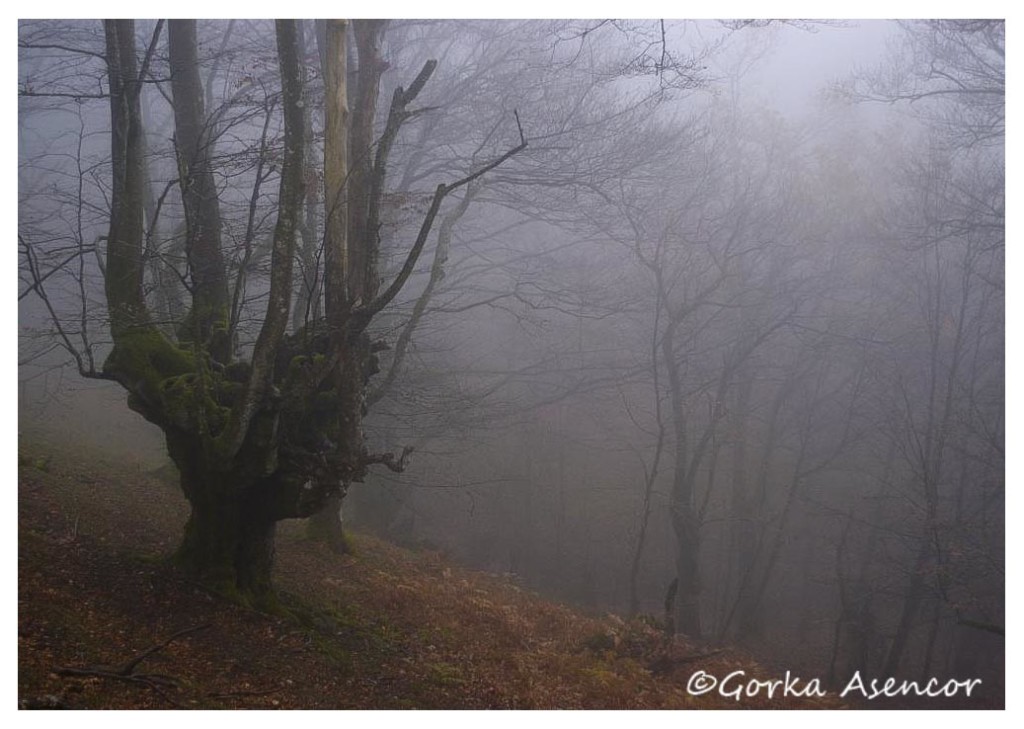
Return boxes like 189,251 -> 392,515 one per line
18,438 -> 840,710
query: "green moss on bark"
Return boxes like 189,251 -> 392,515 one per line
158,373 -> 229,434
103,327 -> 196,419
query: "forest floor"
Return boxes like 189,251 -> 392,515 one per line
18,435 -> 846,710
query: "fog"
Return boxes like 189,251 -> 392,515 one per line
18,19 -> 1004,705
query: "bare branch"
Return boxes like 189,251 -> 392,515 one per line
354,112 -> 528,328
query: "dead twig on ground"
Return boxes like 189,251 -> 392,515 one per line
54,623 -> 211,707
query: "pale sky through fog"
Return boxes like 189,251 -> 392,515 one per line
739,20 -> 898,115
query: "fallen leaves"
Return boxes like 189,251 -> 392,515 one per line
19,439 -> 843,709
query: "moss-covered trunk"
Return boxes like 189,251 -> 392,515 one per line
175,480 -> 277,601
167,435 -> 276,601
306,327 -> 372,553
94,18 -> 520,606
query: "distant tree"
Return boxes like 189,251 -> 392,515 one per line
839,19 -> 1004,676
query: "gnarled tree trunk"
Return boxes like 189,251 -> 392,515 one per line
101,19 -> 309,604
99,18 -> 524,603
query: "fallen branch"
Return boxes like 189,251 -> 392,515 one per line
120,622 -> 211,674
54,623 -> 211,706
54,666 -> 182,707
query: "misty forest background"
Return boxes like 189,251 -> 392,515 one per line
18,19 -> 1004,693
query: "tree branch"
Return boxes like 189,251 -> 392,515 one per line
353,112 -> 527,328
363,446 -> 415,473
133,20 -> 165,102
214,20 -> 305,461
18,41 -> 106,59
